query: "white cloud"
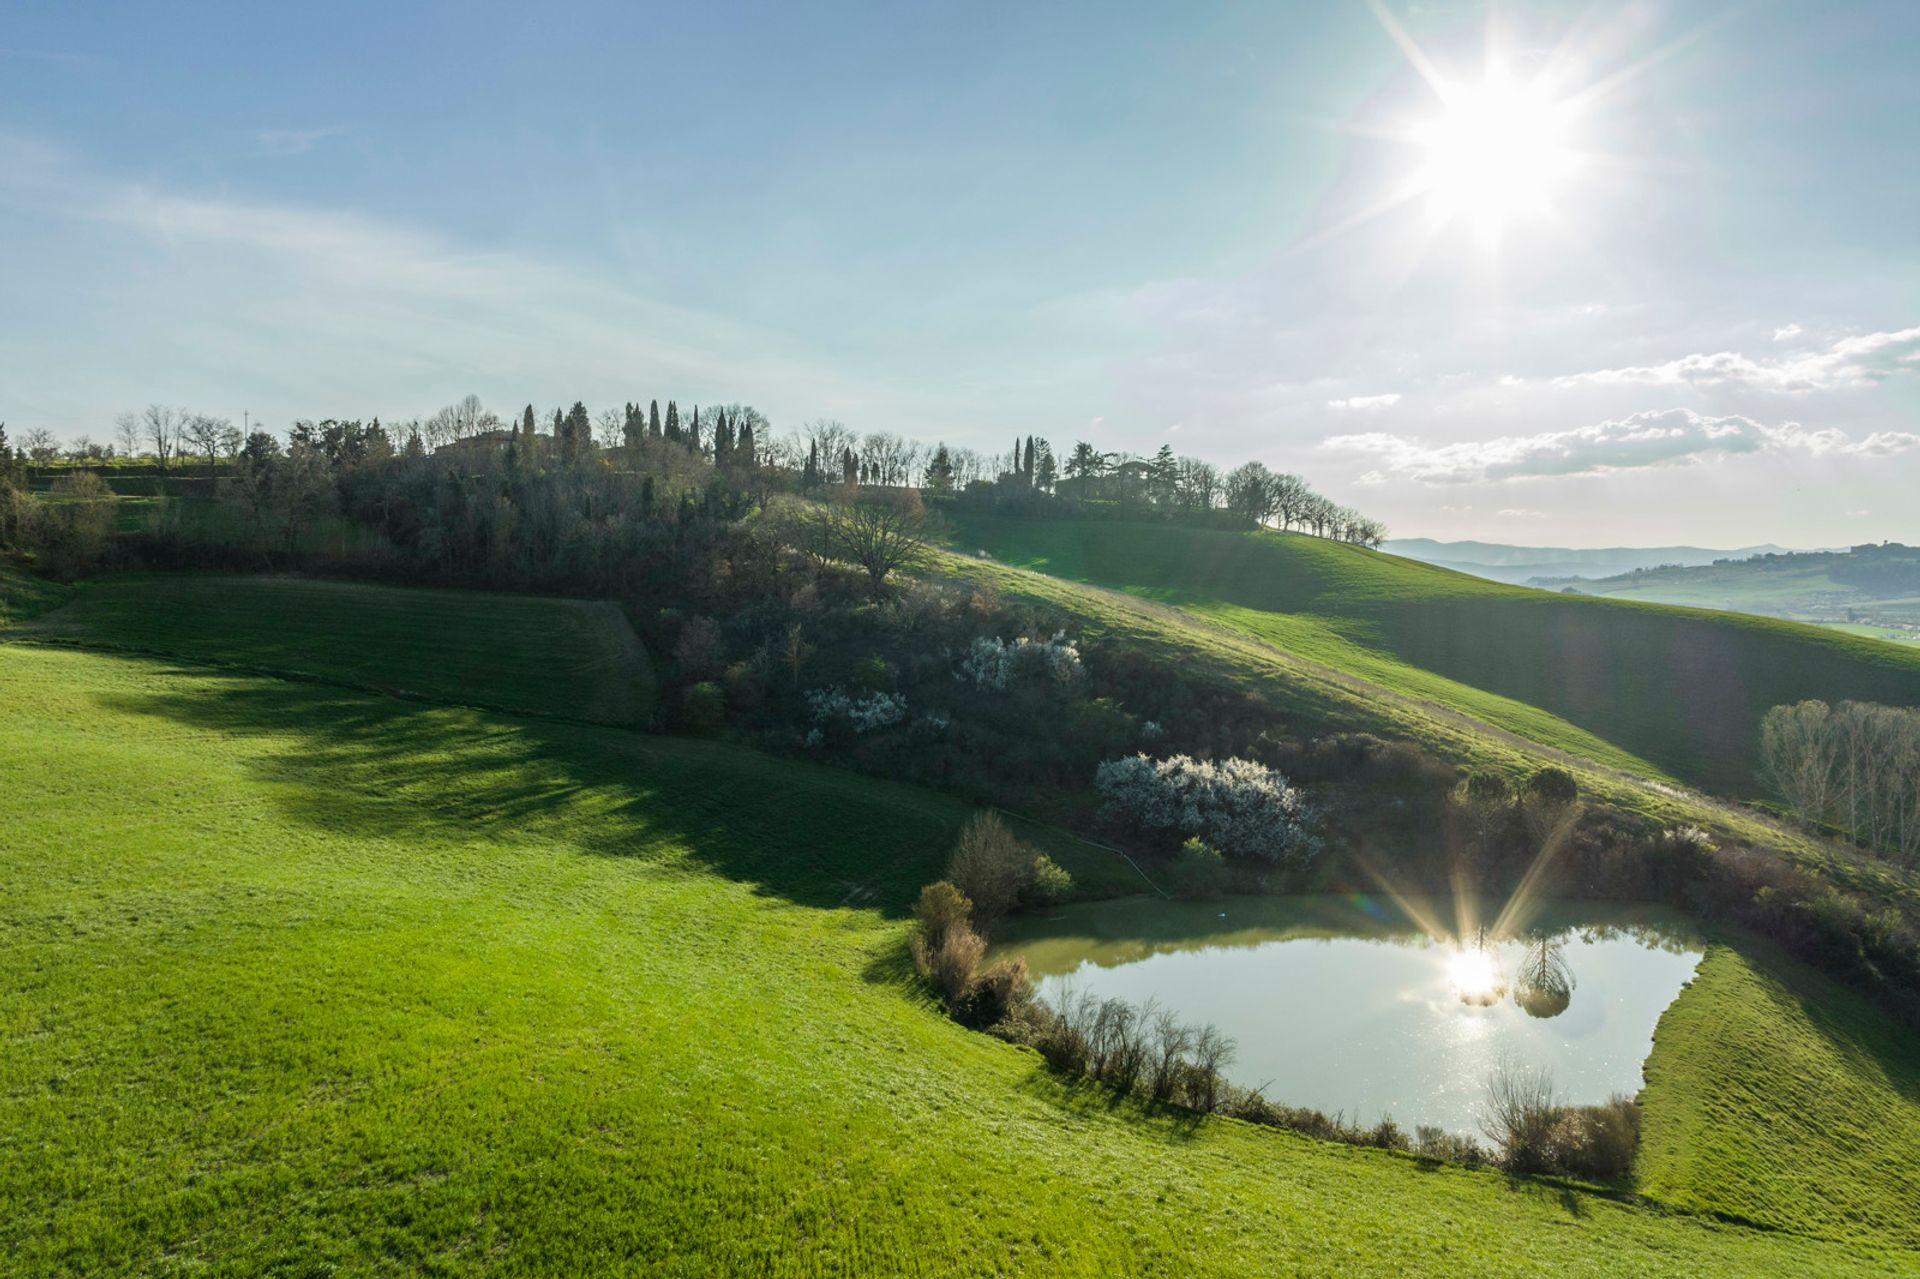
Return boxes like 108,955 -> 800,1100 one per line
1497,508 -> 1546,519
1553,327 -> 1920,392
254,127 -> 345,157
1772,323 -> 1804,341
1327,392 -> 1402,410
1321,408 -> 1920,484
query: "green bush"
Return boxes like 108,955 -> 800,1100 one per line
1167,838 -> 1226,899
851,655 -> 895,693
1024,854 -> 1073,906
913,880 -> 972,949
682,681 -> 726,735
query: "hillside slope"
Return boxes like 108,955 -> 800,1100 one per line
5,639 -> 1915,1275
946,515 -> 1920,797
14,573 -> 657,724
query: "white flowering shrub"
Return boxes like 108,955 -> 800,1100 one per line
806,685 -> 907,733
1094,753 -> 1320,865
957,632 -> 1085,692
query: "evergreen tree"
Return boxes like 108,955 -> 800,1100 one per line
649,399 -> 662,438
563,401 -> 592,462
925,443 -> 955,493
665,401 -> 681,443
841,447 -> 858,485
736,419 -> 757,470
1023,436 -> 1036,488
688,405 -> 701,454
803,440 -> 820,489
623,403 -> 643,451
1151,444 -> 1177,504
1033,440 -> 1057,493
713,411 -> 734,469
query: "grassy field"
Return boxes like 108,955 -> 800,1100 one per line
1639,941 -> 1920,1248
11,574 -> 657,725
945,515 -> 1920,798
1821,621 -> 1920,647
6,636 -> 1918,1276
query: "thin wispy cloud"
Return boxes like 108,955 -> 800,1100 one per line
1328,392 -> 1402,410
1553,327 -> 1920,392
1323,408 -> 1920,485
254,127 -> 345,158
0,131 -> 926,429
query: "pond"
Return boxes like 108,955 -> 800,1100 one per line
989,894 -> 1704,1137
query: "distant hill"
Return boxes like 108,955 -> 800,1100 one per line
953,515 -> 1920,796
1383,538 -> 1801,586
1561,544 -> 1920,639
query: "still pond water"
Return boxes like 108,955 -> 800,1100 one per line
990,895 -> 1703,1136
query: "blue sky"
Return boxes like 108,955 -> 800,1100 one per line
2,0 -> 1916,545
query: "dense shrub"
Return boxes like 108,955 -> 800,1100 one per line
947,812 -> 1035,922
1023,853 -> 1073,907
682,681 -> 726,735
913,923 -> 986,1004
1555,1096 -> 1640,1181
953,957 -> 1032,1029
1166,837 -> 1226,899
1095,753 -> 1318,865
912,880 -> 972,949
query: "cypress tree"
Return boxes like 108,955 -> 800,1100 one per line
665,401 -> 681,443
737,420 -> 757,470
649,399 -> 662,438
688,405 -> 701,454
803,441 -> 820,488
1023,436 -> 1036,487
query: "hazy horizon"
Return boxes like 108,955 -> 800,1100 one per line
4,1 -> 1916,547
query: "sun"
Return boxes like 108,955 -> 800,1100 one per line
1411,67 -> 1579,238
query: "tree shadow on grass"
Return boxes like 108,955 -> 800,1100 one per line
92,659 -> 975,918
1010,1062 -> 1210,1142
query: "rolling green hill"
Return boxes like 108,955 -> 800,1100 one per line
4,626 -> 1917,1274
945,515 -> 1920,798
12,573 -> 657,725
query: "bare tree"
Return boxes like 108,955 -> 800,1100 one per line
141,404 -> 178,470
803,419 -> 855,470
594,408 -> 625,451
181,412 -> 232,478
22,427 -> 59,463
828,485 -> 929,592
1761,700 -> 1839,827
114,412 -> 143,460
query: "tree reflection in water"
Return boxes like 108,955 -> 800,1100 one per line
1511,931 -> 1577,1019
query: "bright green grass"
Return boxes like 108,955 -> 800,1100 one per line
4,643 -> 1915,1276
946,515 -> 1920,797
0,563 -> 75,625
1640,942 -> 1920,1249
14,573 -> 656,724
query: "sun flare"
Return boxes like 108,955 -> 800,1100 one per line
1447,945 -> 1507,1006
1411,68 -> 1578,236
